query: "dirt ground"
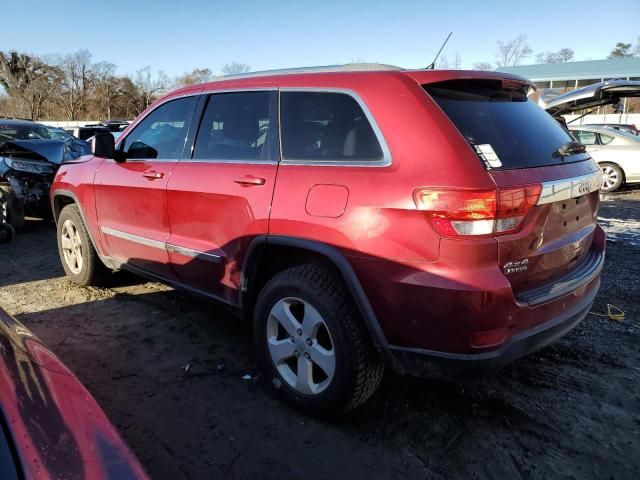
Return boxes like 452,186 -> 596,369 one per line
0,188 -> 639,480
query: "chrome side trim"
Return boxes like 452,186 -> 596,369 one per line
101,226 -> 224,263
166,243 -> 222,263
279,87 -> 392,168
537,171 -> 602,205
100,226 -> 166,250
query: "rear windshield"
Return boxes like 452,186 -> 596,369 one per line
424,80 -> 590,170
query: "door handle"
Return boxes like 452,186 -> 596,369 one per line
234,175 -> 266,186
142,171 -> 164,180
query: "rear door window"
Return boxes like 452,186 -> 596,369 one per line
599,133 -> 615,145
280,91 -> 383,162
424,80 -> 590,170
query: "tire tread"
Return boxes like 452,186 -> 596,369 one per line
259,263 -> 384,413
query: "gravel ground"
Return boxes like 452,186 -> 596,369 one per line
0,188 -> 638,480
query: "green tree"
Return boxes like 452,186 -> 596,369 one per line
608,42 -> 633,58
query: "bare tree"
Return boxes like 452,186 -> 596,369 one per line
92,61 -> 119,120
0,51 -> 59,120
453,52 -> 462,69
473,62 -> 494,71
435,54 -> 450,70
177,68 -> 213,86
51,50 -> 96,120
221,62 -> 251,76
557,48 -> 574,62
608,42 -> 633,58
133,67 -> 170,111
495,35 -> 533,67
535,48 -> 574,64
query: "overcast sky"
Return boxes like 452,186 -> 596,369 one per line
4,0 -> 639,77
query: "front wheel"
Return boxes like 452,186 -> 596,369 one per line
0,223 -> 15,243
0,184 -> 24,231
57,204 -> 110,286
254,264 -> 384,415
600,163 -> 624,192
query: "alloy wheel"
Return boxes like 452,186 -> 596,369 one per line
601,165 -> 619,191
60,219 -> 83,274
266,297 -> 336,395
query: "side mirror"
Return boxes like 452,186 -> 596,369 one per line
90,133 -> 126,163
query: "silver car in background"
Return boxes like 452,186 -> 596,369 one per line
569,125 -> 640,192
543,80 -> 640,193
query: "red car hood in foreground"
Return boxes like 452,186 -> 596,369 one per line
0,307 -> 149,480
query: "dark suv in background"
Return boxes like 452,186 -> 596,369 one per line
0,118 -> 89,234
51,66 -> 605,414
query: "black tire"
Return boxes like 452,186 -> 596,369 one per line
254,264 -> 384,415
56,204 -> 110,286
0,184 -> 25,231
600,162 -> 624,192
0,223 -> 15,243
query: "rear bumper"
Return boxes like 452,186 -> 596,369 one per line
386,276 -> 599,378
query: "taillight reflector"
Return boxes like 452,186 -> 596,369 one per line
414,185 -> 541,237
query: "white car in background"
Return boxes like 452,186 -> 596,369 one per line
569,125 -> 640,192
544,79 -> 640,192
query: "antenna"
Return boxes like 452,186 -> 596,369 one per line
426,32 -> 453,70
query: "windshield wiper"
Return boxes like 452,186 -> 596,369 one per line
553,141 -> 586,158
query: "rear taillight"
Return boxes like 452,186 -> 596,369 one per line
414,185 -> 541,237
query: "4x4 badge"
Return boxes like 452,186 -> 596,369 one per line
577,179 -> 592,194
503,258 -> 529,275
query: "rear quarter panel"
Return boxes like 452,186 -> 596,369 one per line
269,72 -> 496,262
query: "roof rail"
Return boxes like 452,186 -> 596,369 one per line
212,63 -> 404,82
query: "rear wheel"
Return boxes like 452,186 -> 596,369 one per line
57,204 -> 110,286
600,163 -> 624,192
254,264 -> 384,415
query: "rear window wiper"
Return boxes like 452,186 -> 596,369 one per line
553,141 -> 586,158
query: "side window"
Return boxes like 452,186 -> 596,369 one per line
573,130 -> 597,145
280,92 -> 384,162
193,91 -> 276,161
123,96 -> 198,160
599,133 -> 615,145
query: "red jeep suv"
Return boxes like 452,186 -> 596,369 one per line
51,66 -> 605,414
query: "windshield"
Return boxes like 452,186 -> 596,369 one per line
424,80 -> 591,170
45,126 -> 75,141
0,123 -> 56,143
606,128 -> 640,141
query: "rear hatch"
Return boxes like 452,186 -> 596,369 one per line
423,79 -> 602,302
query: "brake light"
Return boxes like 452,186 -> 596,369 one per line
414,185 -> 541,237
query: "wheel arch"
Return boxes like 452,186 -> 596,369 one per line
241,235 -> 389,351
52,190 -> 116,269
52,191 -> 77,222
